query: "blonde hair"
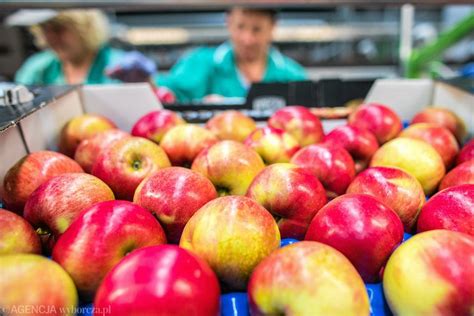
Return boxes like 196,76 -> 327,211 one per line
31,9 -> 109,53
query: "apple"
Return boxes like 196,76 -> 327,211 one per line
94,245 -> 220,316
246,163 -> 327,240
323,125 -> 379,173
0,208 -> 41,255
348,103 -> 402,144
370,137 -> 445,196
411,107 -> 467,143
290,143 -> 356,199
134,167 -> 218,244
206,110 -> 257,142
74,129 -> 130,173
399,123 -> 459,168
439,160 -> 474,190
346,166 -> 425,233
92,136 -> 171,200
2,151 -> 83,214
191,140 -> 265,196
383,230 -> 474,316
59,114 -> 117,157
416,184 -> 473,236
0,254 -> 78,316
248,241 -> 370,316
23,173 -> 115,251
131,110 -> 185,144
244,126 -> 300,164
52,200 -> 167,301
180,196 -> 280,290
160,124 -> 219,167
268,106 -> 324,147
305,193 -> 404,283
457,138 -> 474,165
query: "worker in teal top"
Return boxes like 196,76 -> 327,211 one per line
154,7 -> 308,103
14,9 -> 155,85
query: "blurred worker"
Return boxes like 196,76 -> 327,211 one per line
14,9 -> 155,85
111,7 -> 307,103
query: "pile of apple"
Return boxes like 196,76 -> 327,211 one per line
1,103 -> 473,316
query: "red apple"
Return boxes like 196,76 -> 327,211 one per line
399,123 -> 459,168
191,140 -> 265,196
59,114 -> 117,157
324,124 -> 379,173
0,254 -> 78,316
347,166 -> 425,233
290,143 -> 356,198
268,106 -> 324,147
23,173 -> 115,250
370,137 -> 445,196
411,107 -> 467,143
52,200 -> 167,301
383,230 -> 474,315
160,124 -> 219,167
206,110 -> 257,142
246,163 -> 327,239
348,103 -> 402,144
74,129 -> 130,173
134,167 -> 218,243
439,160 -> 474,190
248,241 -> 370,315
457,138 -> 474,165
180,196 -> 280,290
244,127 -> 300,164
92,136 -> 171,200
94,245 -> 220,316
0,208 -> 41,255
305,193 -> 404,283
417,184 -> 473,236
3,151 -> 83,214
131,110 -> 185,144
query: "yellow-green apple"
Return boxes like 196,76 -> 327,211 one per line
305,194 -> 404,283
191,141 -> 265,196
52,200 -> 167,301
411,107 -> 467,143
3,151 -> 83,214
246,163 -> 327,239
160,124 -> 218,167
347,166 -> 425,233
244,127 -> 300,164
417,184 -> 473,236
370,137 -> 445,195
92,136 -> 171,200
290,143 -> 356,199
74,129 -> 130,173
59,114 -> 117,157
439,160 -> 474,190
248,241 -> 370,316
323,125 -> 379,173
0,254 -> 78,316
134,167 -> 217,243
268,106 -> 324,146
131,110 -> 185,144
94,245 -> 220,316
23,173 -> 114,251
206,110 -> 257,142
180,196 -> 280,290
457,138 -> 474,165
399,123 -> 459,168
0,208 -> 41,255
383,230 -> 474,316
348,103 -> 402,144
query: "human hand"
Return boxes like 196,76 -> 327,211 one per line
106,51 -> 157,83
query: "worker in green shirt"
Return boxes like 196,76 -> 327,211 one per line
154,7 -> 308,103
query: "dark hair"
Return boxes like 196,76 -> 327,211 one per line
228,7 -> 278,21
